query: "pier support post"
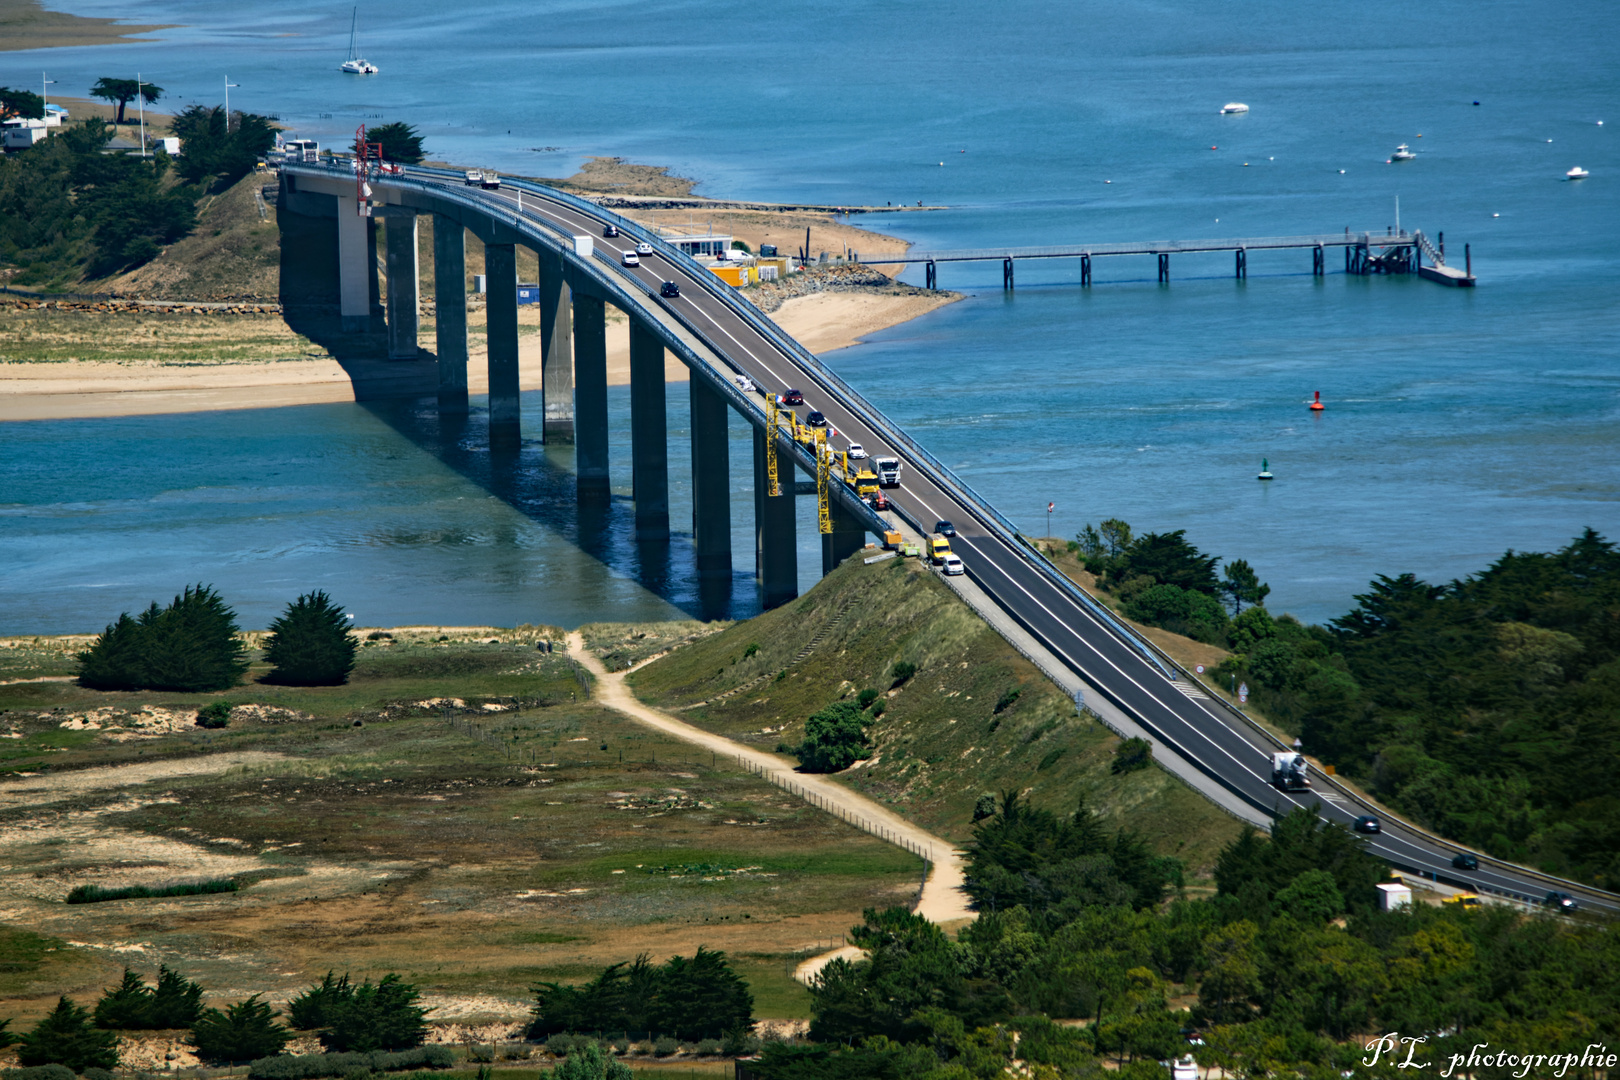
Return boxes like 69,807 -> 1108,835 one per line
335,194 -> 379,334
485,242 -> 521,450
1080,255 -> 1091,287
1157,253 -> 1170,284
821,495 -> 866,576
573,293 -> 609,499
925,260 -> 937,290
690,376 -> 732,582
629,318 -> 669,540
538,250 -> 574,443
1003,258 -> 1014,291
383,212 -> 419,359
1312,245 -> 1324,277
1235,248 -> 1247,280
432,216 -> 468,414
754,428 -> 797,608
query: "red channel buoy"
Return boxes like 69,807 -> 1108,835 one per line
1309,391 -> 1325,411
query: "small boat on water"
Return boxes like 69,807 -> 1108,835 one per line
1566,166 -> 1590,180
340,8 -> 378,74
1391,144 -> 1416,161
1221,102 -> 1249,114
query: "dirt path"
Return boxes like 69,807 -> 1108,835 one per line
0,750 -> 287,808
567,633 -> 973,956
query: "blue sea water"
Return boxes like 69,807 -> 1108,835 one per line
2,0 -> 1617,632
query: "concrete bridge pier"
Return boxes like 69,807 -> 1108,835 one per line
689,376 -> 732,596
382,211 -> 419,359
335,193 -> 381,334
628,318 -> 670,540
484,242 -> 521,450
821,496 -> 866,575
538,251 -> 574,443
753,428 -> 797,608
572,293 -> 610,499
433,216 -> 469,414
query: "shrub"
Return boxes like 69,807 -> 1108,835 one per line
652,1037 -> 678,1057
547,1044 -> 631,1080
245,1046 -> 452,1080
70,880 -> 236,904
264,591 -> 358,686
1123,582 -> 1229,644
500,1044 -> 531,1060
856,688 -> 880,709
972,793 -> 997,821
543,1035 -> 575,1057
869,699 -> 884,719
1112,737 -> 1153,774
993,688 -> 1022,714
196,702 -> 232,728
17,998 -> 119,1071
742,643 -> 758,659
889,660 -> 916,683
81,1069 -> 115,1080
77,585 -> 249,692
720,1028 -> 760,1057
287,972 -> 351,1031
318,974 -> 429,1052
792,700 -> 870,773
695,1039 -> 722,1056
191,995 -> 288,1063
2,1067 -> 76,1080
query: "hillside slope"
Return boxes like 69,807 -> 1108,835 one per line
630,555 -> 1242,880
103,171 -> 280,299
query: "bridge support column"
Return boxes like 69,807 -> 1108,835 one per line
335,194 -> 379,334
690,376 -> 731,582
1313,245 -> 1324,277
754,428 -> 797,608
925,260 -> 937,290
1157,253 -> 1170,284
1235,248 -> 1247,280
1002,258 -> 1014,291
484,242 -> 521,449
573,294 -> 609,499
1080,255 -> 1091,287
629,318 -> 669,540
538,250 -> 573,443
433,217 -> 468,413
384,212 -> 419,359
821,495 -> 865,576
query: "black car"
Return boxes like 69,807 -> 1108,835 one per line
805,411 -> 828,427
1546,891 -> 1579,913
659,280 -> 680,298
1451,853 -> 1479,871
1353,815 -> 1381,834
934,520 -> 956,538
781,389 -> 805,406
603,224 -> 620,238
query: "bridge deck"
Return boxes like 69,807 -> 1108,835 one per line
864,231 -> 1418,264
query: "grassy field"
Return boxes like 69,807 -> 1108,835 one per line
0,627 -> 920,1027
628,554 -> 1244,877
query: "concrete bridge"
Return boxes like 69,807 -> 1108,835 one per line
278,160 -> 1597,913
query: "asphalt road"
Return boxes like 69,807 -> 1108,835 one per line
352,164 -> 1615,916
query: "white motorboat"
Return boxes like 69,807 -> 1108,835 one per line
1391,144 -> 1416,161
1220,102 -> 1249,114
1566,166 -> 1590,180
340,8 -> 378,74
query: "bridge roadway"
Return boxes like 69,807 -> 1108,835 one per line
296,162 -> 1612,916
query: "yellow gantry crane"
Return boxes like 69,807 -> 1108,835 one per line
764,393 -> 781,497
815,428 -> 832,534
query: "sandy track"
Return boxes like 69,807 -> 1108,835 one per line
0,750 -> 287,808
567,633 -> 973,955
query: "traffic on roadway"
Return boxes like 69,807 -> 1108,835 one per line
322,160 -> 1616,917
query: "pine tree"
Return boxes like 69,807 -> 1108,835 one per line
320,974 -> 427,1052
287,971 -> 352,1031
76,613 -> 149,690
147,965 -> 205,1029
263,591 -> 357,686
17,998 -> 119,1071
140,586 -> 249,692
92,968 -> 154,1029
190,996 -> 288,1063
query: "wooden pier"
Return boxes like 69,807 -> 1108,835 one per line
862,228 -> 1476,289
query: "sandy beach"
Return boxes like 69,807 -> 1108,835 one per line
0,288 -> 958,422
0,0 -> 172,50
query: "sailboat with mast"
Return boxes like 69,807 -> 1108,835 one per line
340,8 -> 378,75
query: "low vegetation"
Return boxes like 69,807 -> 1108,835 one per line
66,879 -> 237,904
528,947 -> 753,1042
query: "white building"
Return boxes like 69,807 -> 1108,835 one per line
2,118 -> 49,150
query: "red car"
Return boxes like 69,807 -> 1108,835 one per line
780,389 -> 804,406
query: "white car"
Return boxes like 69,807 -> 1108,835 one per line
621,250 -> 640,267
636,242 -> 653,255
846,443 -> 868,460
941,554 -> 965,576
735,375 -> 757,393
464,169 -> 483,185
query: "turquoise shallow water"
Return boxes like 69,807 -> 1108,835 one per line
2,0 -> 1617,632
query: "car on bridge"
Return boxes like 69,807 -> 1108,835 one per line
934,520 -> 956,538
1443,892 -> 1482,909
942,554 -> 965,576
805,411 -> 828,427
781,389 -> 804,406
481,172 -> 500,190
1451,852 -> 1479,871
464,169 -> 483,185
603,224 -> 620,238
1353,815 -> 1382,834
847,443 -> 868,459
621,250 -> 640,267
636,242 -> 653,256
660,280 -> 680,298
1546,891 -> 1579,913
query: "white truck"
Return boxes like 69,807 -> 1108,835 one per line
875,457 -> 902,488
1271,751 -> 1310,791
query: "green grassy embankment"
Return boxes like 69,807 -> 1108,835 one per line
629,554 -> 1243,880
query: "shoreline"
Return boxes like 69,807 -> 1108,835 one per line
0,0 -> 173,50
0,287 -> 960,422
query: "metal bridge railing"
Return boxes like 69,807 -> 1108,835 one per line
861,232 -> 1417,264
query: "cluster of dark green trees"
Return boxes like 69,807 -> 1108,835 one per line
0,968 -> 429,1070
358,123 -> 426,165
77,586 -> 357,692
527,947 -> 753,1043
749,801 -> 1620,1080
791,669 -> 902,773
1074,519 -> 1268,647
